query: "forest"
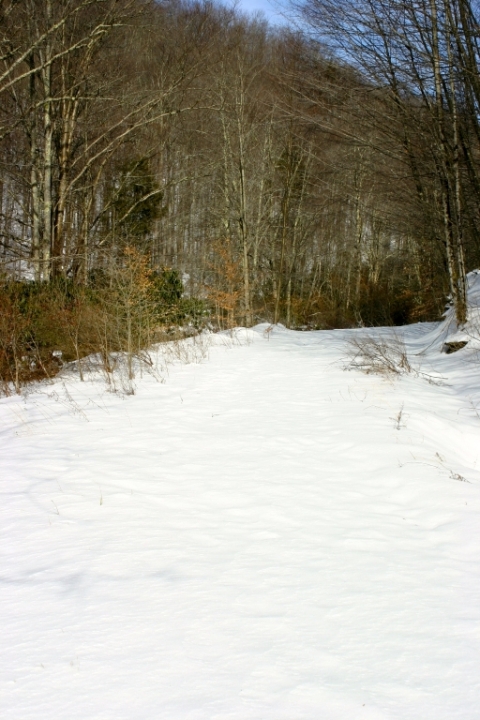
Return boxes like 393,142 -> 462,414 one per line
1,0 -> 480,386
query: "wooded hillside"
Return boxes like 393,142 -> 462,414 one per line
1,0 -> 479,384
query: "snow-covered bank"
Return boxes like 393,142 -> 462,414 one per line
1,314 -> 480,718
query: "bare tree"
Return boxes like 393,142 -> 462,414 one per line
294,0 -> 480,323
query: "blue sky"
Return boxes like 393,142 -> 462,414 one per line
233,0 -> 292,26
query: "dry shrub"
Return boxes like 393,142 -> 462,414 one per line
346,334 -> 412,376
0,290 -> 31,393
0,280 -> 101,393
206,239 -> 243,329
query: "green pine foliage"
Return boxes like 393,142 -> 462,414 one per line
113,158 -> 165,246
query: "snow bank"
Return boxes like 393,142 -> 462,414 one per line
443,269 -> 480,350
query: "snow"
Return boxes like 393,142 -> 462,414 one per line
442,269 -> 480,350
1,284 -> 480,719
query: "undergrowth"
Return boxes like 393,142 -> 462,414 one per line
0,250 -> 209,395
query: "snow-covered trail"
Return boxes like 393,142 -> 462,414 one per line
1,325 -> 479,720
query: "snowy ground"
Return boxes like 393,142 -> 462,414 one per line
1,290 -> 480,719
